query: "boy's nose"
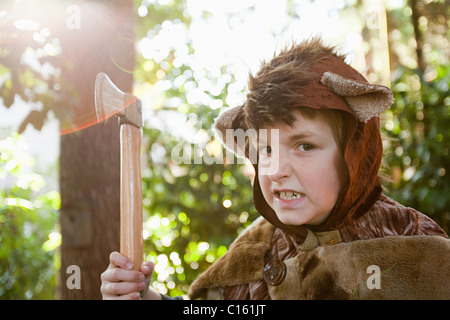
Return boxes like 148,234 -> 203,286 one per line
268,164 -> 292,182
260,154 -> 292,181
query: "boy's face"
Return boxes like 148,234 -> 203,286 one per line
258,110 -> 348,226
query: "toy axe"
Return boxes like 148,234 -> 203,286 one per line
95,72 -> 143,272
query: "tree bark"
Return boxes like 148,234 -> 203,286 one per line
409,0 -> 425,73
58,0 -> 135,299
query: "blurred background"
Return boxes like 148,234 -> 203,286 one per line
0,0 -> 448,299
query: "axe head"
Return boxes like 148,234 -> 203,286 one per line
95,72 -> 142,128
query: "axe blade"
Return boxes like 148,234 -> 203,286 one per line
95,72 -> 126,124
95,72 -> 142,128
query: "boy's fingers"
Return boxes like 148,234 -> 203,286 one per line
140,261 -> 155,275
109,251 -> 134,270
101,267 -> 145,283
101,251 -> 149,300
102,281 -> 145,297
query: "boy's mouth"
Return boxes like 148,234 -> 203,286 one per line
275,190 -> 304,200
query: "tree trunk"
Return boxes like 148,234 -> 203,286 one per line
58,0 -> 135,299
409,0 -> 425,73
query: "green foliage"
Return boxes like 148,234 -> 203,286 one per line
0,134 -> 60,299
0,0 -> 68,133
132,1 -> 261,296
382,65 -> 450,233
139,66 -> 258,296
142,123 -> 258,296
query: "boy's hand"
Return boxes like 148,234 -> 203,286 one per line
101,251 -> 161,300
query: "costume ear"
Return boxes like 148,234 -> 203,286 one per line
321,72 -> 394,123
212,105 -> 247,158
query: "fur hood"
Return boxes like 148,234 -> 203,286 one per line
213,38 -> 394,237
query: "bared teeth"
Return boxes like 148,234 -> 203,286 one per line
279,191 -> 302,200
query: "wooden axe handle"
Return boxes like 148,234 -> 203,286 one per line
120,123 -> 143,271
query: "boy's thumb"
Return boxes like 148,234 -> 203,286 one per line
141,261 -> 155,276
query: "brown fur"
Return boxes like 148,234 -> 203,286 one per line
270,235 -> 450,300
189,217 -> 450,300
321,72 -> 394,123
244,38 -> 344,130
188,217 -> 274,300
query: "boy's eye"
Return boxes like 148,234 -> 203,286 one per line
260,146 -> 272,155
298,143 -> 314,152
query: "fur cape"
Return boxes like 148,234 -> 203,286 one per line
189,217 -> 450,300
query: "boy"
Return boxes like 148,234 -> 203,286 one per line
101,38 -> 449,300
